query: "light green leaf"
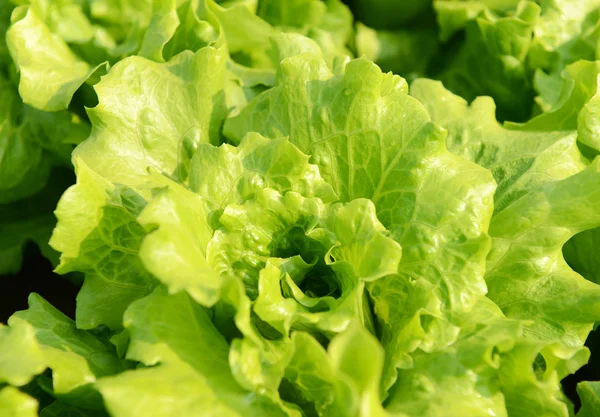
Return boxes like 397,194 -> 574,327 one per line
0,387 -> 38,417
189,132 -> 336,210
50,159 -> 156,330
327,323 -> 391,417
311,198 -> 401,282
486,160 -> 600,349
385,300 -> 519,417
0,321 -> 45,386
137,0 -> 180,62
528,0 -> 600,72
411,78 -> 588,213
226,54 -> 496,390
75,45 -> 229,186
6,5 -> 105,111
137,174 -> 220,307
96,287 -> 296,417
506,61 -> 600,136
8,294 -> 129,399
498,342 -> 569,417
412,78 -> 600,372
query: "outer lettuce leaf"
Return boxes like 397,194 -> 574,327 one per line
437,1 -> 540,121
0,387 -> 38,417
0,321 -> 45,386
0,73 -> 88,204
8,294 -> 129,404
50,160 -> 156,330
225,54 -> 496,390
385,299 -> 518,417
486,160 -> 600,349
40,401 -> 108,417
577,381 -> 600,417
74,46 -> 229,185
411,79 -> 587,213
507,60 -> 600,145
49,45 -> 237,329
564,228 -> 600,284
5,0 -> 190,111
528,0 -> 600,72
411,79 -> 600,377
6,5 -> 105,112
96,287 -> 297,417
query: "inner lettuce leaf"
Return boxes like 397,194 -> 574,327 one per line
225,52 -> 496,391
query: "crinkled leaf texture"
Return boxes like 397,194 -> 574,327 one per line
225,52 -> 496,393
5,4 -> 600,416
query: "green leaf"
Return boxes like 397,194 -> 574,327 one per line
137,0 -> 180,62
0,321 -> 45,387
385,300 -> 519,417
486,160 -> 600,349
0,73 -> 88,204
137,173 -> 220,307
412,78 -> 600,371
437,1 -> 540,121
0,387 -> 38,417
40,400 -> 109,417
498,342 -> 570,417
6,5 -> 105,111
96,287 -> 297,417
189,132 -> 336,210
528,0 -> 600,72
50,159 -> 156,330
8,294 -> 129,400
226,54 -> 496,390
312,198 -> 402,282
564,228 -> 600,284
283,331 -> 357,416
506,61 -> 600,138
74,46 -> 229,186
577,381 -> 600,417
411,79 -> 588,213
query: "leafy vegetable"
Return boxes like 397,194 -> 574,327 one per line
1,1 -> 600,416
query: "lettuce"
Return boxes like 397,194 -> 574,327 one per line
1,1 -> 600,416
